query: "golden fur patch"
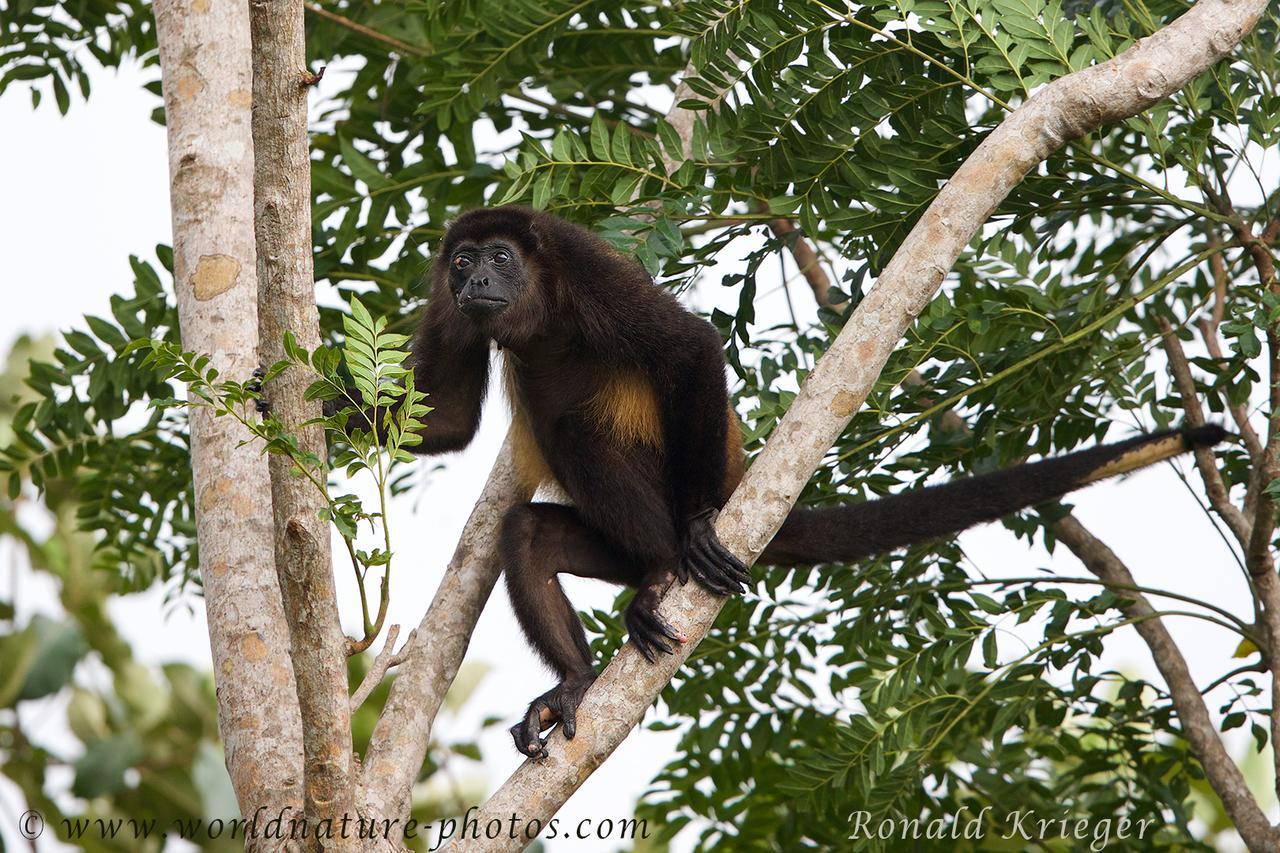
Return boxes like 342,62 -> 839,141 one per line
723,408 -> 745,500
585,371 -> 664,449
501,354 -> 746,501
510,407 -> 552,500
500,356 -> 554,499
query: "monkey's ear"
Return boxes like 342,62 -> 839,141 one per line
526,213 -> 550,256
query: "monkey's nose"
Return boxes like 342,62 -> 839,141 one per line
468,276 -> 490,288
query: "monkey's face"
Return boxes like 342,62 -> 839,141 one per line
448,240 -> 527,321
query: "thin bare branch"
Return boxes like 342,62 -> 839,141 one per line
304,2 -> 424,56
1052,515 -> 1276,851
1197,316 -> 1264,461
1207,233 -> 1229,332
1212,180 -> 1280,811
351,625 -> 405,713
1156,315 -> 1252,544
765,215 -> 832,307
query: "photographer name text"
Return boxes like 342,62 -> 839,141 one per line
849,807 -> 1155,851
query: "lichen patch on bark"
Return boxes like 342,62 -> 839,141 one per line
198,477 -> 232,511
829,390 -> 858,417
240,632 -> 269,662
173,68 -> 206,103
192,254 -> 241,300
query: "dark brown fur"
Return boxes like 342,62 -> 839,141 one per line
403,205 -> 1225,757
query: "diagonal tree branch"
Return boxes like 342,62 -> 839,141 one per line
1206,177 -> 1280,809
1196,316 -> 1264,464
361,430 -> 525,819
764,215 -> 834,307
1156,314 -> 1253,545
153,0 -> 304,830
456,2 -> 1270,848
1052,515 -> 1276,851
351,624 -> 406,714
249,0 -> 358,836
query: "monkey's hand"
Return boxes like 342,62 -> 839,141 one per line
509,673 -> 596,759
321,389 -> 373,431
677,508 -> 751,595
246,366 -> 271,415
250,371 -> 349,420
320,396 -> 345,419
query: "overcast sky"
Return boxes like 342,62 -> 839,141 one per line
0,57 -> 1269,852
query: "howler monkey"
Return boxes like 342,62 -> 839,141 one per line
395,205 -> 1223,759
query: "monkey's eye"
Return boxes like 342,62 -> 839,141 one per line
492,250 -> 510,265
453,255 -> 471,271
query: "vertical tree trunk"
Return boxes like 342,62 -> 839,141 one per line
248,0 -> 358,840
153,0 -> 304,831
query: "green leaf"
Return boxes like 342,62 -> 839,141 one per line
17,616 -> 89,702
338,135 -> 389,189
73,733 -> 144,798
981,630 -> 998,669
589,113 -> 611,160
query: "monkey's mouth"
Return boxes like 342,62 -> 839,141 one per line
457,294 -> 509,317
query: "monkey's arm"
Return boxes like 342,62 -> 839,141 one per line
658,319 -> 734,520
641,316 -> 751,594
333,282 -> 490,454
400,282 -> 491,453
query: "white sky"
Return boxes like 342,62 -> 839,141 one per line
0,58 -> 1270,852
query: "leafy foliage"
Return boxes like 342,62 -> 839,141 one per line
0,339 -> 241,852
0,0 -> 155,114
0,254 -> 193,593
139,296 -> 429,644
4,0 -> 1280,848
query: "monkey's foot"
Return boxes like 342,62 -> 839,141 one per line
247,365 -> 271,414
509,673 -> 596,759
625,585 -> 686,662
679,508 -> 751,595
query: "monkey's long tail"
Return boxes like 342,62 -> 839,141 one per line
759,424 -> 1227,566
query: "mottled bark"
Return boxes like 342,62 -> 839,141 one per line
248,0 -> 357,842
153,0 -> 304,834
457,0 -> 1270,848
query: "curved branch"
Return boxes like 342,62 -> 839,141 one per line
1053,515 -> 1276,851
361,429 -> 525,819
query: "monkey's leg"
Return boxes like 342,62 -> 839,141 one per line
543,425 -> 692,662
501,502 -> 652,758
